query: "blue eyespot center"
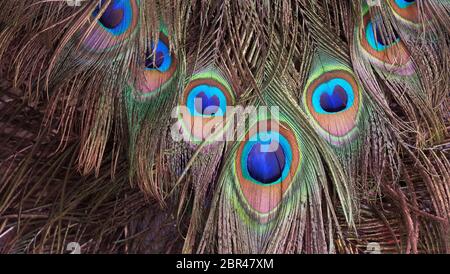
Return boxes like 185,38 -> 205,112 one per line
194,92 -> 220,115
145,40 -> 172,72
187,85 -> 227,117
241,131 -> 293,186
145,50 -> 164,68
375,25 -> 400,47
312,78 -> 354,114
395,0 -> 415,9
319,85 -> 348,113
366,20 -> 400,51
247,142 -> 286,184
94,1 -> 123,29
93,0 -> 132,36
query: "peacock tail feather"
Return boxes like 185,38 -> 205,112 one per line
0,0 -> 448,254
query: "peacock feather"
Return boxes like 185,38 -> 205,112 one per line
0,0 -> 448,254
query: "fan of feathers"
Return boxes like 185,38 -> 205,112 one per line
0,0 -> 448,254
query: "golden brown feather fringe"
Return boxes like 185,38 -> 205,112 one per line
0,0 -> 449,253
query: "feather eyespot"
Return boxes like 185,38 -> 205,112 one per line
235,120 -> 300,215
144,39 -> 173,73
177,71 -> 234,144
389,0 -> 419,24
93,0 -> 132,36
359,13 -> 413,75
303,68 -> 361,146
81,0 -> 138,52
132,33 -> 178,97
